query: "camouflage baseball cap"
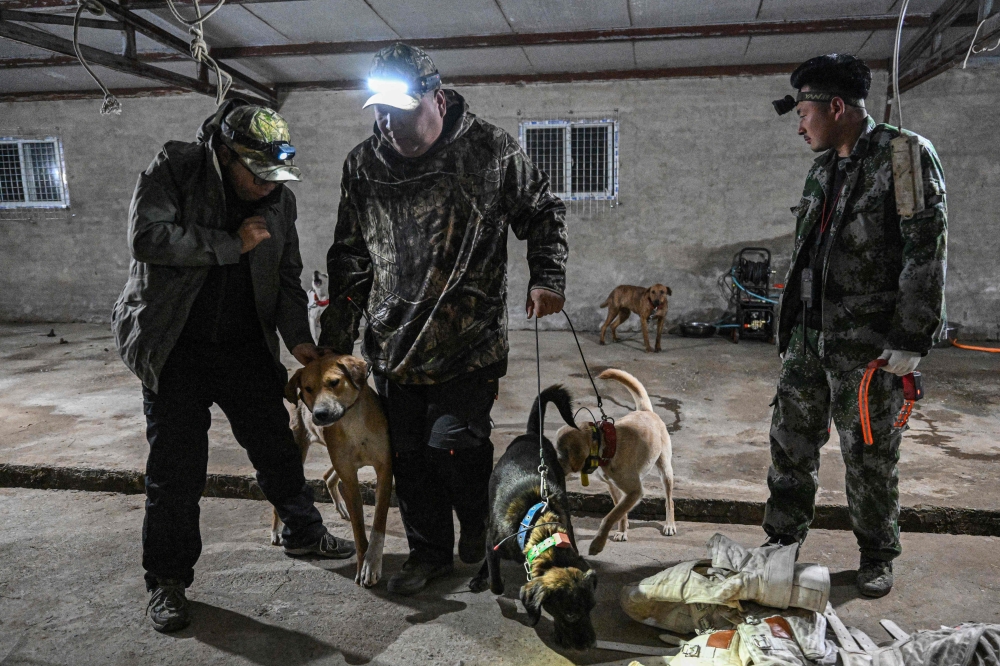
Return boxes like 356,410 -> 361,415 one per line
219,105 -> 301,182
364,43 -> 441,111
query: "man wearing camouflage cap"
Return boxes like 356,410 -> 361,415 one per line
321,44 -> 568,595
113,99 -> 355,633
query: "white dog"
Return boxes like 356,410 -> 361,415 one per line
307,270 -> 329,344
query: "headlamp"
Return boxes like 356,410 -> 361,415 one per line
367,78 -> 409,95
772,95 -> 797,116
221,120 -> 296,162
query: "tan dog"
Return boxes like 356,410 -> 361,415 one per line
599,284 -> 672,352
555,369 -> 676,555
279,354 -> 392,588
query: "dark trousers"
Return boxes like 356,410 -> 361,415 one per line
141,340 -> 325,590
375,371 -> 498,565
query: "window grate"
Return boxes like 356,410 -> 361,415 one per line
0,138 -> 70,208
519,119 -> 617,201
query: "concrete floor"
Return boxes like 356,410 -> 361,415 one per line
2,323 -> 1000,664
1,488 -> 998,666
2,322 -> 999,510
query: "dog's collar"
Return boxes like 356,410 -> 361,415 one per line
308,294 -> 330,309
518,502 -> 547,551
525,532 -> 571,567
580,421 -> 617,485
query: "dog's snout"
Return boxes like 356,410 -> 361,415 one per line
312,407 -> 332,422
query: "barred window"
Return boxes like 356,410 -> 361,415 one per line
519,119 -> 617,201
0,138 -> 70,208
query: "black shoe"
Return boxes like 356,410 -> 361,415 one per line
147,579 -> 190,633
283,531 -> 356,559
458,528 -> 486,564
387,558 -> 453,596
857,558 -> 893,598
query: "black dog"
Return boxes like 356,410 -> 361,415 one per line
469,385 -> 597,651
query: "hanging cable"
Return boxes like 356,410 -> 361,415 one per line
165,0 -> 232,106
72,0 -> 122,115
961,18 -> 1000,68
891,0 -> 912,129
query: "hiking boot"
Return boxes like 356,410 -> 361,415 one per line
458,528 -> 486,564
283,531 -> 356,559
387,558 -> 453,596
857,558 -> 893,598
147,579 -> 190,633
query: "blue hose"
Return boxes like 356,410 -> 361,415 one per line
730,271 -> 778,305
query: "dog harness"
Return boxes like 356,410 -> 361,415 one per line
580,419 -> 617,487
859,358 -> 923,446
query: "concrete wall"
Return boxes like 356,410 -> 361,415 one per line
1,66 -> 997,339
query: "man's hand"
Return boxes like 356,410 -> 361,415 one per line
292,343 -> 326,367
526,288 -> 565,319
878,349 -> 922,376
238,215 -> 270,254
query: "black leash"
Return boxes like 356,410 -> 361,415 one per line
534,315 -> 549,505
562,311 -> 609,422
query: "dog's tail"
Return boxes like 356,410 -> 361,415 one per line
599,297 -> 609,308
598,369 -> 653,412
527,385 -> 576,435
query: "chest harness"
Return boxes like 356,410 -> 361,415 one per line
859,358 -> 923,445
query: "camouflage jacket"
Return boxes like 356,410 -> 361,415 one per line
776,116 -> 947,371
319,90 -> 568,384
112,101 -> 311,392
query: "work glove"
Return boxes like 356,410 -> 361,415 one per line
878,349 -> 922,376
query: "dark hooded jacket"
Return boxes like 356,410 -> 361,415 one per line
320,90 -> 569,384
112,100 -> 312,392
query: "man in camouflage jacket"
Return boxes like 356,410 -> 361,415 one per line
764,55 -> 947,598
320,44 -> 568,594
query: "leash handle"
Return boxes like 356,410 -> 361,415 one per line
562,311 -> 609,421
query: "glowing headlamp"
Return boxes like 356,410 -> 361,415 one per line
367,78 -> 409,95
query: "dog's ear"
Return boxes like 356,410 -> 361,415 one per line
665,286 -> 672,296
582,569 -> 598,592
520,579 -> 546,627
285,368 -> 303,404
337,357 -> 368,389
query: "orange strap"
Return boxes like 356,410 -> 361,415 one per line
953,340 -> 1000,353
858,359 -> 885,446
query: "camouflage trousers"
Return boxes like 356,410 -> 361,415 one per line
763,325 -> 905,562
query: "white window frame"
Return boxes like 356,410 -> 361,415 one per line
0,137 -> 71,209
518,119 -> 618,201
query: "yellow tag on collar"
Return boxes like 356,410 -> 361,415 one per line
581,473 -> 589,487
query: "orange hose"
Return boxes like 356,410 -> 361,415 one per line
953,340 -> 1000,353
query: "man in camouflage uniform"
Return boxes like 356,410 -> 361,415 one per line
114,101 -> 354,633
764,54 -> 947,597
321,43 -> 568,595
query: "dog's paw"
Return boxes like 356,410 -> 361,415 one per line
662,523 -> 677,537
357,532 -> 384,588
598,339 -> 606,346
469,577 -> 489,593
334,501 -> 350,521
270,530 -> 283,546
655,346 -> 662,353
588,536 -> 607,556
610,531 -> 628,542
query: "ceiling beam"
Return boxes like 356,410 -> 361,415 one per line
278,60 -> 891,93
0,18 -> 269,105
0,85 -> 186,103
1,14 -> 934,69
899,0 -> 976,68
96,0 -> 278,105
1,0 -> 293,8
211,15 -> 934,59
0,8 -> 123,29
898,9 -> 1000,92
